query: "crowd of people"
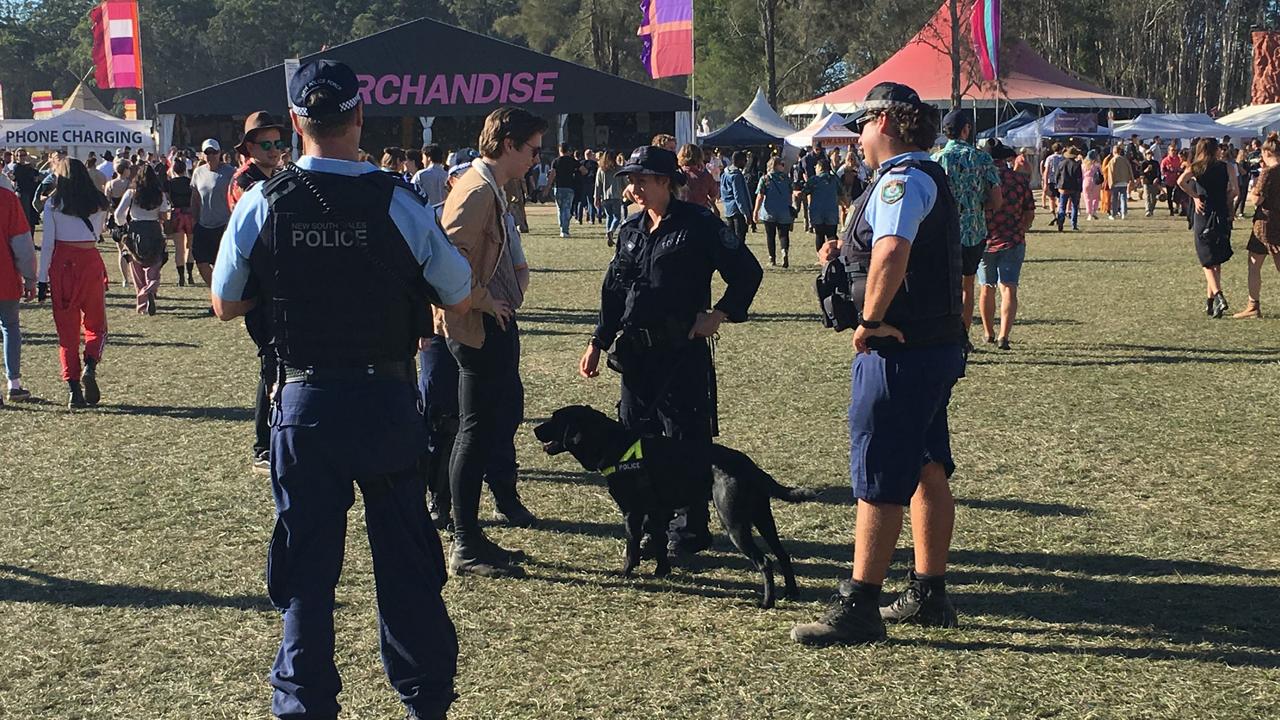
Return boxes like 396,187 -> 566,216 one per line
4,63 -> 1280,718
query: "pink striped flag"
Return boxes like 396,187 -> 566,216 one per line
638,0 -> 693,79
91,0 -> 143,90
31,91 -> 54,119
970,0 -> 1000,82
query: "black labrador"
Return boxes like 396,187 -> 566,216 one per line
534,405 -> 816,608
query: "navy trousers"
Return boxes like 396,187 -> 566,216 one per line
268,376 -> 457,719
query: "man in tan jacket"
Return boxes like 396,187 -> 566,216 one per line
435,106 -> 547,577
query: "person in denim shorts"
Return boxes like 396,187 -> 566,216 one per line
979,143 -> 1035,350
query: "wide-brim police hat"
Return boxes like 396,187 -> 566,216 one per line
615,145 -> 686,186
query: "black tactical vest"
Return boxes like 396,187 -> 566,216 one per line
256,166 -> 433,367
840,157 -> 964,350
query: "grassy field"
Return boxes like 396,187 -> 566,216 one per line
1,202 -> 1278,719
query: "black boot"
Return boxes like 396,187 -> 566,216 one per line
488,475 -> 537,527
81,356 -> 101,406
67,380 -> 87,409
791,580 -> 887,646
177,267 -> 186,286
1212,291 -> 1228,319
879,569 -> 959,627
448,530 -> 525,578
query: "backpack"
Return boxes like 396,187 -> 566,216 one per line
1092,166 -> 1103,185
123,194 -> 167,265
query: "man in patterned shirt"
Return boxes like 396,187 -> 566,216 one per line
979,143 -> 1035,350
933,110 -> 1001,350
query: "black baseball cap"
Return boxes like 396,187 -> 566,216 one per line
855,82 -> 929,128
289,59 -> 361,119
616,146 -> 686,186
942,109 -> 974,134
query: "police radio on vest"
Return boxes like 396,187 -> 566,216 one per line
291,221 -> 369,248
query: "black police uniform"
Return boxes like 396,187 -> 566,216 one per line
594,194 -> 762,543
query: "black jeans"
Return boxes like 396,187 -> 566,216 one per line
763,221 -> 791,260
446,316 -> 523,543
253,355 -> 272,458
812,224 -> 837,251
725,214 -> 748,245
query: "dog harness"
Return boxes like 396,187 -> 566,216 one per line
599,439 -> 645,477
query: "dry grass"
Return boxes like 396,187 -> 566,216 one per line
1,203 -> 1277,719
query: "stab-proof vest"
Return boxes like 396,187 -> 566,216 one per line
840,157 -> 964,350
257,166 -> 433,367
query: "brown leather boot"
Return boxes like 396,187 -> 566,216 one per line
1233,300 -> 1262,319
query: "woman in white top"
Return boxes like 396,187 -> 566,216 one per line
36,158 -> 110,408
113,164 -> 171,315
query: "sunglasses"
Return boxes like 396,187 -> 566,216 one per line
854,111 -> 880,130
255,139 -> 290,151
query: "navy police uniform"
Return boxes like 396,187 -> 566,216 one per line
211,60 -> 471,720
593,146 -> 763,543
840,142 -> 967,506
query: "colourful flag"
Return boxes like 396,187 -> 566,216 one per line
970,0 -> 1000,82
123,99 -> 138,120
638,0 -> 693,79
52,98 -> 63,112
31,91 -> 54,119
90,0 -> 144,90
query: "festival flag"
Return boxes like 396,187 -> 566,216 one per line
123,99 -> 138,119
90,0 -> 144,90
638,0 -> 693,79
31,91 -> 54,119
52,98 -> 63,112
970,0 -> 1000,82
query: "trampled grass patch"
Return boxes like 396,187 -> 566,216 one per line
1,204 -> 1277,718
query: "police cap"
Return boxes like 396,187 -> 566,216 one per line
615,146 -> 685,186
289,59 -> 361,119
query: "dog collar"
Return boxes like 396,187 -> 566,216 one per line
600,439 -> 644,477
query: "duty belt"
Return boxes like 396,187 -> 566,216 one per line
281,361 -> 415,385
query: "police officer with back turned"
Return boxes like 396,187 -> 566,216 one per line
210,59 -> 473,719
792,83 -> 967,647
579,145 -> 762,557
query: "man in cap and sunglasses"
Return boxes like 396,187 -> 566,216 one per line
793,82 -> 966,646
210,58 -> 472,719
579,145 -> 762,559
190,138 -> 235,294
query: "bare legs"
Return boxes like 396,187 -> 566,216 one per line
979,283 -> 1019,341
852,462 -> 953,584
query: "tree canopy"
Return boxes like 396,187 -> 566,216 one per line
0,0 -> 1276,124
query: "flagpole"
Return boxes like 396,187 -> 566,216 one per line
136,10 -> 147,121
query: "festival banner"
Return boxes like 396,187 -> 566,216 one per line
31,91 -> 54,119
970,0 -> 1000,83
123,99 -> 137,120
638,0 -> 693,79
90,0 -> 143,89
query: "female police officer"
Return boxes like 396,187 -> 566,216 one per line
578,145 -> 762,556
211,59 -> 472,719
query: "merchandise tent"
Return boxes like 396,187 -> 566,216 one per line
785,109 -> 858,148
1004,109 -> 1113,147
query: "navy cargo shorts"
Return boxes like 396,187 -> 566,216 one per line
848,343 -> 966,505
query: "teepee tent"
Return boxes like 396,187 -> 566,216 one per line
700,88 -> 797,147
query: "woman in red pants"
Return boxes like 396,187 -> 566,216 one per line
36,159 -> 110,408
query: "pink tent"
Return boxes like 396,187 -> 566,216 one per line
785,3 -> 1152,115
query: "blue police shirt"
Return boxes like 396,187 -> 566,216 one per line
862,151 -> 938,246
211,156 -> 472,306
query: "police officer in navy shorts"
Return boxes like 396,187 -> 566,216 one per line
791,82 -> 967,646
211,59 -> 473,719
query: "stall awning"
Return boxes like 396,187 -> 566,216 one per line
156,17 -> 690,117
0,108 -> 154,151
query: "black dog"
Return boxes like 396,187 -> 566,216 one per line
534,405 -> 816,608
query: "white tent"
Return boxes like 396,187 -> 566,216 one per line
1216,104 -> 1280,137
1115,113 -> 1242,141
1004,109 -> 1114,147
738,88 -> 797,139
785,111 -> 858,148
0,108 -> 154,155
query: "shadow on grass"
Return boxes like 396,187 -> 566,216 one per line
971,341 -> 1280,367
0,564 -> 272,611
955,497 -> 1091,517
1025,258 -> 1153,264
22,331 -> 199,349
97,404 -> 254,421
923,637 -> 1280,668
527,518 -> 1280,663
